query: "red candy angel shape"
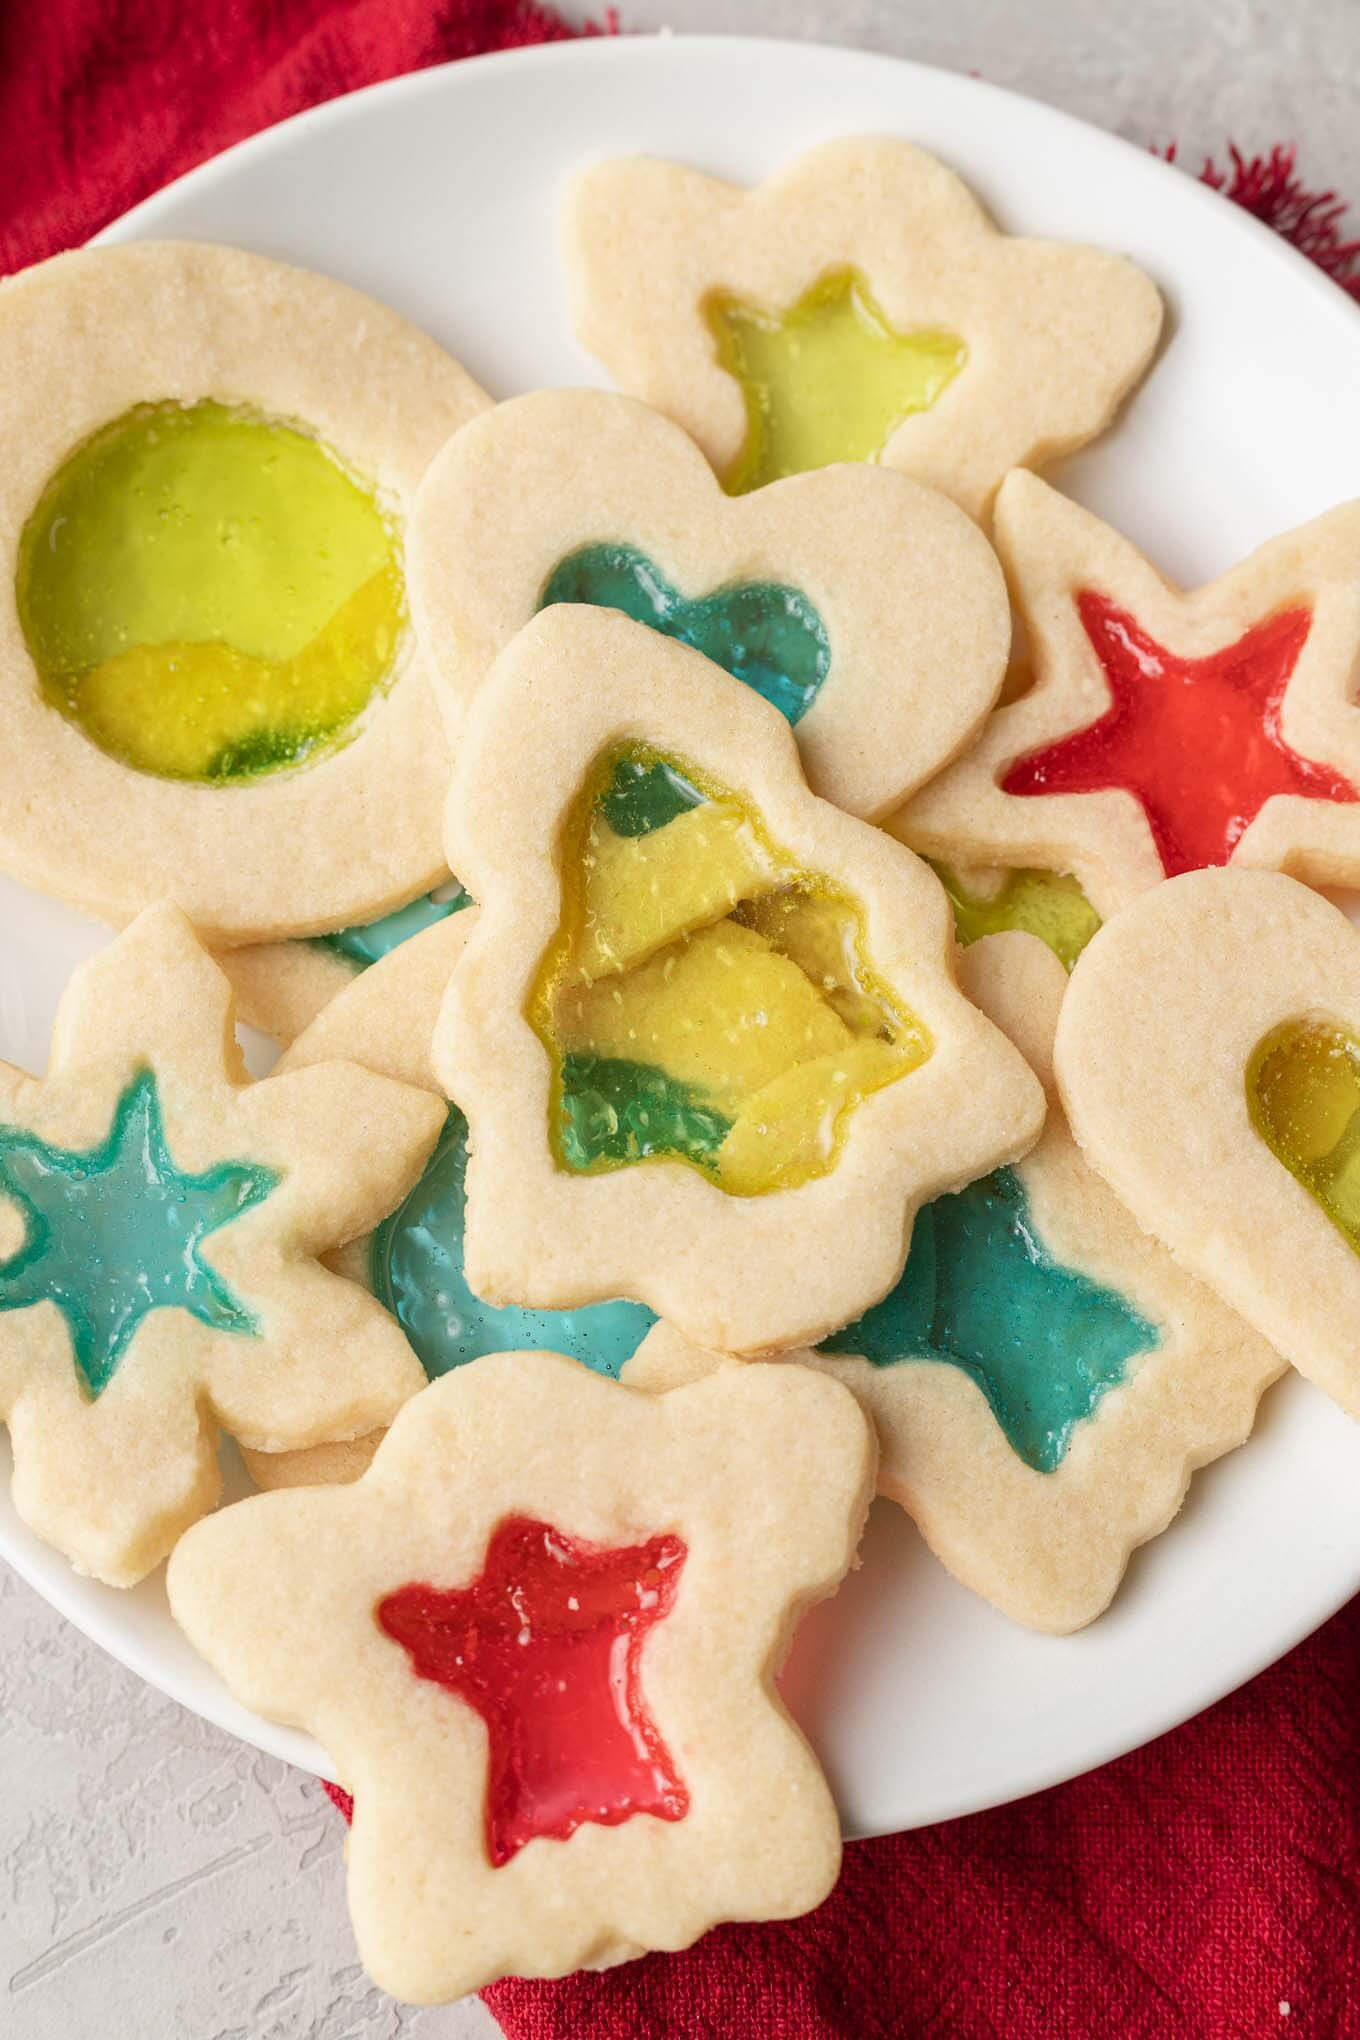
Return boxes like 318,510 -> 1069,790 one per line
1000,592 -> 1359,876
377,1514 -> 689,1866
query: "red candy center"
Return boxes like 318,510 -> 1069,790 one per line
377,1515 -> 689,1867
999,591 -> 1356,876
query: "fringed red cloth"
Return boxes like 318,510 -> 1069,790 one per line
4,12 -> 1360,2035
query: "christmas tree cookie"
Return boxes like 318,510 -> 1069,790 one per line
433,605 -> 1044,1355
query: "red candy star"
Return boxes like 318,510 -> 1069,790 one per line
999,591 -> 1358,876
377,1515 -> 689,1866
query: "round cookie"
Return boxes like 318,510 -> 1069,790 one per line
407,387 -> 1011,819
0,242 -> 490,942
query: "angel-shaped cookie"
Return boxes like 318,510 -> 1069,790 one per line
168,1350 -> 875,2002
900,474 -> 1360,913
407,386 -> 1010,818
626,932 -> 1284,1631
564,137 -> 1162,519
1056,867 -> 1360,1421
435,605 -> 1044,1355
0,905 -> 442,1582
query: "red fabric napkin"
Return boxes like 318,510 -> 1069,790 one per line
5,8 -> 1360,2036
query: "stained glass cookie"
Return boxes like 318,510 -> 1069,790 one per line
563,137 -> 1163,520
168,1349 -> 874,2002
0,243 -> 489,942
627,932 -> 1284,1632
899,473 -> 1360,912
433,605 -> 1044,1355
1055,866 -> 1360,1421
0,905 -> 443,1584
236,910 -> 665,1491
219,878 -> 471,1044
407,386 -> 1011,819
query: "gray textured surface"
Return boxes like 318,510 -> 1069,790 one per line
6,10 -> 1360,2036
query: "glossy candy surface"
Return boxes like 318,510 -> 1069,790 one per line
312,885 -> 471,969
0,1069 -> 277,1396
370,1107 -> 656,1378
1000,593 -> 1355,875
932,862 -> 1100,972
821,1164 -> 1159,1471
18,400 -> 405,782
531,746 -> 930,1196
539,542 -> 830,726
706,268 -> 966,493
1249,1018 -> 1360,1250
377,1515 -> 688,1866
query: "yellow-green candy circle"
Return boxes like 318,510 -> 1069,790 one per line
16,400 -> 406,783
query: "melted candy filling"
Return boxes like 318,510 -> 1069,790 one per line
530,747 -> 931,1197
931,862 -> 1101,972
821,1164 -> 1160,1471
313,884 -> 472,970
705,267 -> 966,494
1249,1018 -> 1360,1250
0,1069 -> 277,1396
370,1106 -> 656,1378
377,1515 -> 688,1866
538,543 -> 830,726
18,399 -> 406,782
999,593 -> 1356,876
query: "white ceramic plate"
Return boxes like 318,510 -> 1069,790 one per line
4,35 -> 1360,1843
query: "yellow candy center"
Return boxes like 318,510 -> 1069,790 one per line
530,747 -> 931,1197
17,399 -> 405,782
705,267 -> 966,494
1249,1017 -> 1360,1248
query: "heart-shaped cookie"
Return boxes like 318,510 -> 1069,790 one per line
1054,865 -> 1360,1416
407,387 -> 1010,820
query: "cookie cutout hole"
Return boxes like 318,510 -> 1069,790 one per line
1249,1017 -> 1360,1248
377,1516 -> 689,1866
18,400 -> 406,783
704,268 -> 965,494
999,593 -> 1354,877
530,744 -> 931,1196
0,1068 -> 278,1397
311,883 -> 471,969
931,861 -> 1100,972
539,543 -> 830,726
369,1105 -> 656,1378
821,1165 -> 1160,1471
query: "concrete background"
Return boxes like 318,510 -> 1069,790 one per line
5,6 -> 1360,2035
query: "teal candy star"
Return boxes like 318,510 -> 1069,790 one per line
820,1165 -> 1160,1473
538,542 -> 831,727
0,1068 -> 280,1398
311,884 -> 472,970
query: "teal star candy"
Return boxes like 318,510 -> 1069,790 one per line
0,1067 -> 279,1399
820,1164 -> 1160,1473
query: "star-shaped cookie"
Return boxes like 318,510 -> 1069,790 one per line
407,386 -> 1011,819
564,137 -> 1163,520
167,1349 -> 875,2003
0,904 -> 443,1583
435,605 -> 1044,1355
624,932 -> 1283,1632
899,473 -> 1360,913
